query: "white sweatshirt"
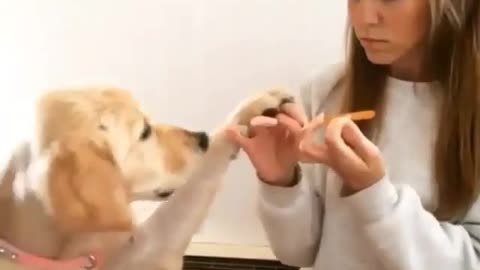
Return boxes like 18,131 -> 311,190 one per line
257,63 -> 480,270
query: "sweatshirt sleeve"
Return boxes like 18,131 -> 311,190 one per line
257,163 -> 323,267
256,63 -> 344,267
342,175 -> 480,270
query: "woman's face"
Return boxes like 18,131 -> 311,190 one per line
348,0 -> 431,65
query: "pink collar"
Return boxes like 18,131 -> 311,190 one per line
0,239 -> 101,270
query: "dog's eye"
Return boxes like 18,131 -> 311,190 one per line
140,122 -> 152,141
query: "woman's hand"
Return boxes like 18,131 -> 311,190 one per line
298,114 -> 386,193
226,103 -> 309,187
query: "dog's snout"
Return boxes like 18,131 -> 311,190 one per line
193,131 -> 209,151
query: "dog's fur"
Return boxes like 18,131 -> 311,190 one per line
0,86 -> 294,270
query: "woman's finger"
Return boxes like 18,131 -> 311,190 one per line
248,115 -> 295,147
225,125 -> 252,149
276,113 -> 304,136
299,140 -> 330,164
309,112 -> 325,129
342,122 -> 382,168
248,125 -> 272,138
250,116 -> 278,127
280,103 -> 307,127
324,116 -> 365,169
300,112 -> 325,148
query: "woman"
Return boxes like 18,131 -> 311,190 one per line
227,0 -> 479,269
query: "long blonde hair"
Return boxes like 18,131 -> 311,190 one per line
341,0 -> 480,220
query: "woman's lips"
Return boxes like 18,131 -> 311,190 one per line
359,37 -> 389,49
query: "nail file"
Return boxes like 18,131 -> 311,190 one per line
250,110 -> 376,127
323,110 -> 376,125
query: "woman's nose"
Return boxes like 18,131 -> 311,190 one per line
350,0 -> 380,26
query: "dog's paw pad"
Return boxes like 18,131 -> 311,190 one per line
261,108 -> 279,118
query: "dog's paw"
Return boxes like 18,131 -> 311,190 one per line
227,88 -> 295,127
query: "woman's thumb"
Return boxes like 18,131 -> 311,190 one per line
225,125 -> 251,149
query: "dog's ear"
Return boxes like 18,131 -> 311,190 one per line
47,138 -> 133,234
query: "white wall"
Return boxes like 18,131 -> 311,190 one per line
0,0 -> 347,253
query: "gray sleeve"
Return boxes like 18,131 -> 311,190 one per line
256,63 -> 345,267
342,175 -> 480,270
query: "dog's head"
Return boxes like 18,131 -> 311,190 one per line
34,87 -> 209,233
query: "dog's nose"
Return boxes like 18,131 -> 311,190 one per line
193,131 -> 209,151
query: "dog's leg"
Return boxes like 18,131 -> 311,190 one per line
0,142 -> 31,199
100,130 -> 237,270
100,89 -> 295,270
0,142 -> 31,236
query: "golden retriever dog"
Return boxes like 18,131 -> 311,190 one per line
0,86 -> 295,270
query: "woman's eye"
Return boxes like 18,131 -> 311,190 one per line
140,121 -> 152,141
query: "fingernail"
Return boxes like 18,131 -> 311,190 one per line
298,140 -> 306,151
298,143 -> 304,151
251,116 -> 278,127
